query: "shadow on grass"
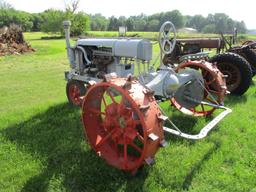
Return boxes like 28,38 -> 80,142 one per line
163,112 -> 198,144
225,94 -> 247,106
1,103 -> 149,192
182,139 -> 222,190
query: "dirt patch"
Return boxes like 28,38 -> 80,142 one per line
0,25 -> 35,56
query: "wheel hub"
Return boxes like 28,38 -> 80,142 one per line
172,60 -> 227,116
69,85 -> 81,105
217,63 -> 241,91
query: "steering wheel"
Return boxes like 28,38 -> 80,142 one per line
159,21 -> 177,55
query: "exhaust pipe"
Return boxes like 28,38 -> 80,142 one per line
63,20 -> 71,48
63,20 -> 75,67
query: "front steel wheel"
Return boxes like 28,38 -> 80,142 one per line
81,78 -> 164,172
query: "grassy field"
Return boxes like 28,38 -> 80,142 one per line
86,31 -> 220,39
86,31 -> 256,41
0,32 -> 256,192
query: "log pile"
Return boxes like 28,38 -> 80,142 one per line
0,25 -> 35,56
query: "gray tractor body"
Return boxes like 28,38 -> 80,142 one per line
64,20 -> 204,105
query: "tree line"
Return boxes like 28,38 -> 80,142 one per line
91,11 -> 247,33
0,0 -> 90,36
0,0 -> 247,35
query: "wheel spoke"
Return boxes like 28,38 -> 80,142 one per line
102,96 -> 107,107
118,96 -> 125,112
206,96 -> 218,104
201,104 -> 205,113
133,120 -> 141,126
167,30 -> 172,37
136,132 -> 144,143
106,89 -> 117,104
206,77 -> 216,85
167,40 -> 172,46
95,128 -> 116,149
123,143 -> 127,165
129,142 -> 142,154
163,32 -> 168,38
88,108 -> 106,115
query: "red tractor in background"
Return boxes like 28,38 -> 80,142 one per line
163,32 -> 256,95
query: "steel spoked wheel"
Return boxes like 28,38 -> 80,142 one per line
66,80 -> 87,106
82,78 -> 164,172
172,61 -> 226,117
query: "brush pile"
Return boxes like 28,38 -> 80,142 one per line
0,25 -> 34,56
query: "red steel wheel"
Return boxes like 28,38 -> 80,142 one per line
82,78 -> 164,172
171,60 -> 227,117
66,80 -> 87,106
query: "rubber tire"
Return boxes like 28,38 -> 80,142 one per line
209,52 -> 252,95
66,80 -> 87,106
242,48 -> 256,76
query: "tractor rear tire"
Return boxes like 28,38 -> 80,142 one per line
242,48 -> 256,76
66,80 -> 87,106
209,52 -> 252,95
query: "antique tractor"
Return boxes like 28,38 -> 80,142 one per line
63,21 -> 231,173
163,33 -> 255,95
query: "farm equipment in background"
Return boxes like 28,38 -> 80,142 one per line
163,32 -> 255,95
63,20 -> 231,173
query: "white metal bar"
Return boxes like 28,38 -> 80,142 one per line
163,106 -> 232,140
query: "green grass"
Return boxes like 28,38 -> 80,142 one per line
0,32 -> 256,192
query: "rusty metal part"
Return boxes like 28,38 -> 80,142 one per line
216,62 -> 241,92
242,40 -> 256,48
66,80 -> 87,106
81,78 -> 164,172
162,38 -> 224,65
171,60 -> 227,116
68,84 -> 81,105
176,38 -> 223,49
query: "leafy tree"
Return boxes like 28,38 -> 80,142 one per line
90,14 -> 108,31
70,12 -> 90,36
126,17 -> 135,31
227,18 -> 235,33
117,16 -> 126,27
213,13 -> 229,33
186,15 -> 207,32
235,21 -> 247,34
206,14 -> 215,24
31,13 -> 43,31
0,9 -> 33,31
40,8 -> 90,35
40,9 -> 65,34
108,16 -> 119,31
202,24 -> 216,33
147,19 -> 159,31
64,0 -> 90,35
133,14 -> 147,31
160,10 -> 184,29
134,19 -> 146,31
